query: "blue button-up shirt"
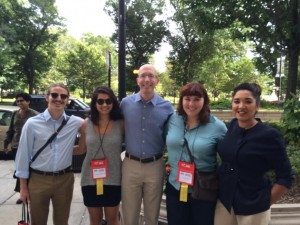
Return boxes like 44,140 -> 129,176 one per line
120,93 -> 174,158
15,109 -> 83,178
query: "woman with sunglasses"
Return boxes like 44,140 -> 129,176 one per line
76,86 -> 124,225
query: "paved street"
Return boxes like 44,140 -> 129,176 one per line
1,160 -> 300,225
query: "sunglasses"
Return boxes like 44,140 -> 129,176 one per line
49,93 -> 69,100
96,98 -> 112,105
16,100 -> 24,103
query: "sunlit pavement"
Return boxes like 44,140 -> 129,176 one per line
1,160 -> 299,225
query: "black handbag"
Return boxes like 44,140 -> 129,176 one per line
18,202 -> 30,225
183,138 -> 218,201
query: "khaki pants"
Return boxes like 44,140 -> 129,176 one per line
121,157 -> 165,225
28,172 -> 74,225
214,200 -> 271,225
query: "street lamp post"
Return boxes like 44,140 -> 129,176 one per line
106,49 -> 111,88
118,0 -> 126,101
275,55 -> 285,101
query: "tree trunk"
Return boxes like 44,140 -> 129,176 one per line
286,0 -> 300,100
286,49 -> 299,100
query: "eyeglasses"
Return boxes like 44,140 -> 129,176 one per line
16,100 -> 24,103
49,93 -> 69,100
138,74 -> 156,79
96,98 -> 112,105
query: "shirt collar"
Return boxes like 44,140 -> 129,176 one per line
135,92 -> 158,106
43,109 -> 67,122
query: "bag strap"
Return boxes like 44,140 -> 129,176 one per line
183,138 -> 195,164
29,117 -> 70,166
21,202 -> 30,223
25,202 -> 30,223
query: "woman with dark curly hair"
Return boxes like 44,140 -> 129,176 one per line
165,82 -> 227,225
76,86 -> 124,225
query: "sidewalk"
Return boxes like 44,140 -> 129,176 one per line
0,160 -> 89,225
1,160 -> 300,225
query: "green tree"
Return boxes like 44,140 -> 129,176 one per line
0,0 -> 65,94
105,0 -> 169,92
55,34 -> 116,101
183,0 -> 300,99
167,0 -> 220,86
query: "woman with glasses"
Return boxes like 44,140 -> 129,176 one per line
76,86 -> 124,225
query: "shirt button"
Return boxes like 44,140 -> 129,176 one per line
142,128 -> 145,131
142,140 -> 145,143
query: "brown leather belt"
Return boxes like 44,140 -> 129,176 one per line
30,166 -> 72,176
125,152 -> 163,163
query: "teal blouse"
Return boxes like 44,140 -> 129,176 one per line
165,113 -> 227,191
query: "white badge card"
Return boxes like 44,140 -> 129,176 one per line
177,161 -> 195,186
91,159 -> 108,180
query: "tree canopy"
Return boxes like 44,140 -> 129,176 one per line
0,0 -> 65,94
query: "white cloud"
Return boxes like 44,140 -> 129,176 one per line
55,0 -> 115,38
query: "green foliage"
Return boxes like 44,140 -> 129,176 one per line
105,0 -> 168,92
54,34 -> 116,101
281,94 -> 300,146
260,100 -> 284,110
210,98 -> 231,110
287,145 -> 300,175
0,0 -> 65,94
168,0 -> 217,85
183,0 -> 300,99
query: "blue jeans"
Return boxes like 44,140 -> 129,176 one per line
166,182 -> 217,225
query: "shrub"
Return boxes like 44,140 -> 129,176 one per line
281,94 -> 300,147
210,98 -> 231,110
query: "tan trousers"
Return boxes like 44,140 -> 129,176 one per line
28,172 -> 74,225
121,157 -> 165,225
214,200 -> 271,225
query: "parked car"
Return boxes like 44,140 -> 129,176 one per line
0,105 -> 85,171
0,105 -> 19,160
12,95 -> 90,118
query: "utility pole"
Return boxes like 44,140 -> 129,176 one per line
106,49 -> 111,88
118,0 -> 126,101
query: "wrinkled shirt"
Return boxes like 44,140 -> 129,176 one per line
15,109 -> 83,178
120,93 -> 174,158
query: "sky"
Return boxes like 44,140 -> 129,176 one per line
55,0 -> 115,38
55,0 -> 170,72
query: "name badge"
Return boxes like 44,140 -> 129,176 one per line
91,159 -> 108,180
177,160 -> 195,186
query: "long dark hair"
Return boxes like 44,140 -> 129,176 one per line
89,86 -> 123,125
177,82 -> 210,124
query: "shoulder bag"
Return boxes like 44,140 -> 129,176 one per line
14,117 -> 69,179
183,138 -> 218,201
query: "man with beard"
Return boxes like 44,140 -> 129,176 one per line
15,83 -> 83,225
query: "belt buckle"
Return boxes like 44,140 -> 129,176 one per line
53,171 -> 61,176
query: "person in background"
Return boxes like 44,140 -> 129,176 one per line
15,83 -> 83,225
120,64 -> 174,225
214,82 -> 294,225
75,86 -> 124,225
3,93 -> 38,204
165,82 -> 227,225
